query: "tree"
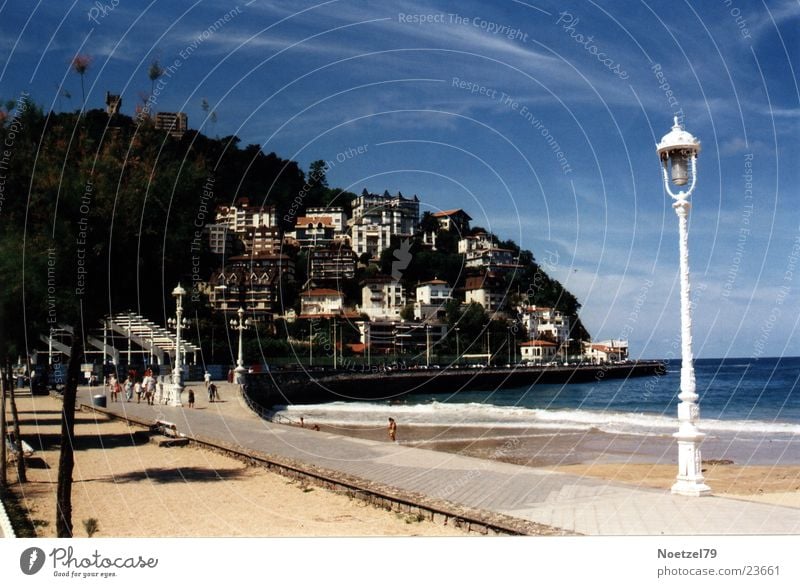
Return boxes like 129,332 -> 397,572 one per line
148,59 -> 164,98
71,54 -> 92,111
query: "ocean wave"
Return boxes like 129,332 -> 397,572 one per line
274,401 -> 800,438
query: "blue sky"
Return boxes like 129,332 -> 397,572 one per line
2,0 -> 799,359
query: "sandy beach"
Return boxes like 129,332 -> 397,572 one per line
4,390 -> 799,538
311,421 -> 800,507
2,393 -> 467,537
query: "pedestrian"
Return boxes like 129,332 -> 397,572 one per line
187,388 -> 195,408
146,378 -> 155,405
124,376 -> 133,401
134,380 -> 142,403
388,417 -> 397,442
108,374 -> 118,402
204,371 -> 211,389
227,368 -> 234,383
208,382 -> 217,403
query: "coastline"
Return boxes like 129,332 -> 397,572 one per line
4,385 -> 798,538
304,421 -> 800,506
2,392 -> 469,538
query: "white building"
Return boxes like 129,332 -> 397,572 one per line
299,288 -> 344,317
414,279 -> 452,320
350,190 -> 419,258
215,198 -> 277,233
464,247 -> 516,269
204,224 -> 233,255
465,288 -> 506,313
360,277 -> 407,321
458,232 -> 495,255
518,306 -> 570,343
519,340 -> 558,363
583,339 -> 629,363
306,207 -> 347,234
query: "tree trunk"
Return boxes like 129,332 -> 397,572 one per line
55,332 -> 84,538
7,360 -> 26,483
1,366 -> 7,487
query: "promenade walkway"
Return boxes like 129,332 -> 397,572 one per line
77,384 -> 800,536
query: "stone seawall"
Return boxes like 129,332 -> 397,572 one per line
244,361 -> 665,407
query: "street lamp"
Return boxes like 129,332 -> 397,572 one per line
657,116 -> 710,497
167,284 -> 188,407
425,324 -> 431,367
455,326 -> 460,364
230,307 -> 251,384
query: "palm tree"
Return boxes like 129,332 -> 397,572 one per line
148,59 -> 164,98
71,54 -> 92,111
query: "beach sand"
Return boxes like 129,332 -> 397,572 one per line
3,394 -> 467,537
312,421 -> 800,507
5,393 -> 799,538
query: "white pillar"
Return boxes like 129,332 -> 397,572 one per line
671,199 -> 710,496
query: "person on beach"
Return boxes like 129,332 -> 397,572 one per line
187,388 -> 195,408
388,417 -> 397,442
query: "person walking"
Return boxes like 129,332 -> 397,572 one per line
204,371 -> 212,389
124,376 -> 133,401
187,388 -> 195,408
388,417 -> 397,442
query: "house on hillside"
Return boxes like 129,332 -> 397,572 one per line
414,279 -> 452,321
360,276 -> 407,321
519,340 -> 558,363
299,288 -> 345,317
582,340 -> 629,363
433,209 -> 471,235
350,190 -> 419,259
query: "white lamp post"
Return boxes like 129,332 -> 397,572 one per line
657,116 -> 711,497
425,324 -> 432,367
167,283 -> 188,407
230,307 -> 251,384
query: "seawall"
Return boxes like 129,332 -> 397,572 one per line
244,361 -> 665,407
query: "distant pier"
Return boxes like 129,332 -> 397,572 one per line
245,360 -> 665,407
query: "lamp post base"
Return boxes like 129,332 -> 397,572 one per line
234,365 -> 246,385
671,436 -> 711,496
168,383 -> 183,407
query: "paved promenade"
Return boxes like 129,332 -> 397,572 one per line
77,384 -> 800,536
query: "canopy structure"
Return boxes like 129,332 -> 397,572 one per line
40,312 -> 200,367
104,311 -> 200,365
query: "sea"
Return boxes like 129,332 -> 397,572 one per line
275,357 -> 800,444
